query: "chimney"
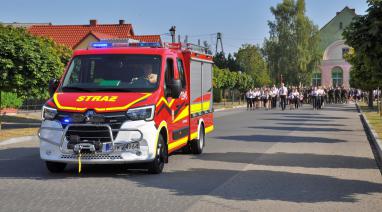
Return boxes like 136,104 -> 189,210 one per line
119,19 -> 125,25
89,19 -> 97,26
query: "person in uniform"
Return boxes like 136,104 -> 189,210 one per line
271,85 -> 278,109
312,86 -> 318,110
245,89 -> 252,110
279,83 -> 288,111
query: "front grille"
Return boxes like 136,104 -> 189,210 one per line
57,111 -> 127,138
65,125 -> 112,143
61,154 -> 122,160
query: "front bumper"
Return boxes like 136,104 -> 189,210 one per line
39,120 -> 158,164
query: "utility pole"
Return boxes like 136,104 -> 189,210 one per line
215,32 -> 224,54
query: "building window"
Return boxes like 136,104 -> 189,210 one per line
312,72 -> 321,86
342,48 -> 349,59
332,67 -> 343,87
340,22 -> 343,29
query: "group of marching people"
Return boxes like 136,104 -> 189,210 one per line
245,83 -> 370,111
245,83 -> 305,111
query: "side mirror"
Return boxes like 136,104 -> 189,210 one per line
167,79 -> 182,98
48,78 -> 59,97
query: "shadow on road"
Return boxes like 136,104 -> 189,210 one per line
261,118 -> 331,122
275,122 -> 347,127
282,115 -> 349,120
214,134 -> 347,143
191,152 -> 378,169
249,126 -> 352,132
1,147 -> 382,203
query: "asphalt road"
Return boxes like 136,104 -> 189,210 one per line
1,104 -> 382,212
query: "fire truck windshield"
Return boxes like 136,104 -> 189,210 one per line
61,54 -> 162,92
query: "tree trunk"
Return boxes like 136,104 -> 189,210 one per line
368,90 -> 374,109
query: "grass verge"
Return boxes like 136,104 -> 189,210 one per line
359,102 -> 382,139
0,128 -> 39,142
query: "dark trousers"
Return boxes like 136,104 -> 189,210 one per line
312,96 -> 318,109
246,98 -> 252,109
271,97 -> 277,108
294,98 -> 299,109
280,95 -> 287,110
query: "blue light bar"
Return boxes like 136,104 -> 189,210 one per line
90,41 -> 161,49
137,42 -> 161,47
91,42 -> 112,48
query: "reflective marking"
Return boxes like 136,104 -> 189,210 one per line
172,106 -> 189,123
168,136 -> 188,151
205,125 -> 214,134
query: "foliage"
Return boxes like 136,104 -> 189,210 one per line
0,25 -> 72,100
343,0 -> 382,107
263,0 -> 321,86
213,52 -> 228,69
213,65 -> 254,93
235,44 -> 270,86
0,92 -> 23,109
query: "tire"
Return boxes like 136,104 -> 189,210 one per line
148,134 -> 166,174
191,125 -> 205,154
46,161 -> 67,173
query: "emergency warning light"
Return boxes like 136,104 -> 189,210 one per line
90,42 -> 161,48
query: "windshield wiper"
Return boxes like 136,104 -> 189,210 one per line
61,86 -> 93,92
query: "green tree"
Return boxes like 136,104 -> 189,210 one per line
264,0 -> 321,86
0,25 -> 72,100
343,0 -> 382,107
213,52 -> 227,69
235,44 -> 270,86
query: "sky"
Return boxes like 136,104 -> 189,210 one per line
0,0 -> 369,54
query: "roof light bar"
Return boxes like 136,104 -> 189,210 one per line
90,42 -> 162,48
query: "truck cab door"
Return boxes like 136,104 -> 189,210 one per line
164,57 -> 189,152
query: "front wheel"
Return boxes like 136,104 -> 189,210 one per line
148,134 -> 166,174
191,125 -> 205,154
46,161 -> 67,173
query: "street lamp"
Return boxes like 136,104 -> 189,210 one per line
169,26 -> 176,43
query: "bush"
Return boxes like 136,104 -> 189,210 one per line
213,88 -> 222,103
0,92 -> 23,109
0,25 -> 72,99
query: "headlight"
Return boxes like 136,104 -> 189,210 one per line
126,105 -> 155,121
41,105 -> 57,120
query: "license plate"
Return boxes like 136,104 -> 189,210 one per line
114,142 -> 140,151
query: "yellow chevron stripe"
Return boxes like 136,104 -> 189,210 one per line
156,97 -> 175,108
172,106 -> 189,123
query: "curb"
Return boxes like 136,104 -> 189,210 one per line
214,105 -> 246,112
0,135 -> 38,147
356,103 -> 382,170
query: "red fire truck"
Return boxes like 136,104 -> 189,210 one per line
39,40 -> 214,174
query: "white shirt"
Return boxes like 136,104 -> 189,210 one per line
279,86 -> 288,96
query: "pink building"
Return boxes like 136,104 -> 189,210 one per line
313,7 -> 357,88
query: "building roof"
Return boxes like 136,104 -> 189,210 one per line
27,20 -> 161,49
319,6 -> 356,31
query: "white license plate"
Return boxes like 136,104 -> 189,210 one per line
114,142 -> 140,151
